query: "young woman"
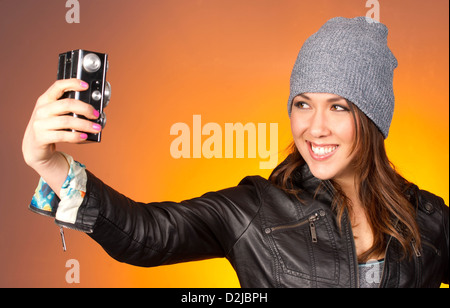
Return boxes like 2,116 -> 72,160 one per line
23,17 -> 448,288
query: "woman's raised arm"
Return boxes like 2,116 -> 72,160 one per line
22,78 -> 101,196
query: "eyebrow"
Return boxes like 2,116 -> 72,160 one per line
298,93 -> 345,103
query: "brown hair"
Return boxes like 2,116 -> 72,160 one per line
270,100 -> 421,262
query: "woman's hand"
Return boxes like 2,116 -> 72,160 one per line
22,79 -> 101,194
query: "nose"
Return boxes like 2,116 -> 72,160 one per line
309,110 -> 331,138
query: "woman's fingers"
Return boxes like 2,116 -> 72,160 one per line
38,128 -> 91,144
31,97 -> 101,144
35,78 -> 98,121
38,98 -> 100,120
31,117 -> 101,147
37,78 -> 89,106
35,114 -> 102,136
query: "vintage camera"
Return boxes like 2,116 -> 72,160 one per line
57,49 -> 111,142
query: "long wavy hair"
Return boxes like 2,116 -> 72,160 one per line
269,100 -> 421,262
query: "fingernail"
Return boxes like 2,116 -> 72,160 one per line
80,81 -> 89,88
93,123 -> 102,131
93,109 -> 100,117
80,133 -> 88,139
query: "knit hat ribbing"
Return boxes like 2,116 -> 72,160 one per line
288,16 -> 398,138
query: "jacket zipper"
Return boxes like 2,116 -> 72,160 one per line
265,211 -> 324,243
412,238 -> 421,257
377,235 -> 392,288
309,213 -> 319,243
60,227 -> 67,252
411,238 -> 422,287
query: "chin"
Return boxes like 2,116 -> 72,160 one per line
305,162 -> 336,180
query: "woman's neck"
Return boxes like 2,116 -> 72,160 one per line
333,176 -> 384,261
333,176 -> 360,208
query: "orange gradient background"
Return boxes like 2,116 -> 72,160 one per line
0,0 -> 448,287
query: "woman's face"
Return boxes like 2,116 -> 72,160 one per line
290,92 -> 357,185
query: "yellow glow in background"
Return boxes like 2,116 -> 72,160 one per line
0,0 -> 447,287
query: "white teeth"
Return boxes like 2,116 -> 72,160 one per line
311,144 -> 338,156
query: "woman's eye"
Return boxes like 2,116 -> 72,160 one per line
294,101 -> 310,109
331,104 -> 349,111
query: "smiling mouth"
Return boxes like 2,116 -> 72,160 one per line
308,142 -> 339,160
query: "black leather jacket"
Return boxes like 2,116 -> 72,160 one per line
74,165 -> 449,288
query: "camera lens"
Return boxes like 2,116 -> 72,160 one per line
83,53 -> 101,73
104,81 -> 111,107
100,112 -> 107,128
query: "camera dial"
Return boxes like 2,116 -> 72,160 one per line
83,53 -> 101,73
91,90 -> 102,101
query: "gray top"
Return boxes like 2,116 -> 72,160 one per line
359,259 -> 385,288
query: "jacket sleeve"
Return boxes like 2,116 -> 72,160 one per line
72,170 -> 263,267
442,202 -> 449,284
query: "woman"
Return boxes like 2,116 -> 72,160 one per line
23,17 -> 448,287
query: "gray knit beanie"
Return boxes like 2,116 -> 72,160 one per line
288,16 -> 398,138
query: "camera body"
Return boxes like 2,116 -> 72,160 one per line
57,49 -> 111,142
